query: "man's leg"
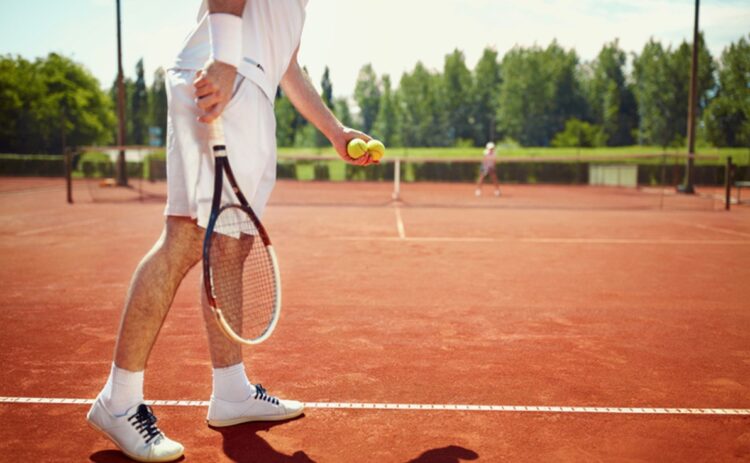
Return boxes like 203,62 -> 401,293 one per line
99,216 -> 203,415
200,233 -> 253,369
490,169 -> 501,196
88,215 -> 201,462
476,171 -> 486,196
114,215 -> 203,371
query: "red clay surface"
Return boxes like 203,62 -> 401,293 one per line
1,177 -> 749,462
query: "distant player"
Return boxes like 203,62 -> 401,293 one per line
475,142 -> 500,197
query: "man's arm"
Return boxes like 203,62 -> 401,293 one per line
281,48 -> 377,165
194,0 -> 246,123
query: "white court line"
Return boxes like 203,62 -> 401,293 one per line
17,218 -> 104,236
0,396 -> 747,416
670,221 -> 750,239
394,207 -> 406,239
329,236 -> 750,245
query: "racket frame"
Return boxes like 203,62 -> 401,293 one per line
202,120 -> 282,345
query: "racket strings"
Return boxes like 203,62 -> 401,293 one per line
209,207 -> 278,340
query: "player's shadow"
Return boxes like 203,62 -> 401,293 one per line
406,445 -> 479,463
210,415 -> 316,463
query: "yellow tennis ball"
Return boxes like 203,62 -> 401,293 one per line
347,138 -> 368,159
366,139 -> 385,161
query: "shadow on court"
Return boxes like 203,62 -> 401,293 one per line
406,445 -> 479,463
210,415 -> 315,463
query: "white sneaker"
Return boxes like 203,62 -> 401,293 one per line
475,189 -> 481,197
207,384 -> 304,427
494,189 -> 501,197
87,398 -> 184,462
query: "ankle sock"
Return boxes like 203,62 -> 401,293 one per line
100,363 -> 144,416
212,363 -> 255,402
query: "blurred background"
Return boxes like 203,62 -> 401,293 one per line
0,0 -> 748,201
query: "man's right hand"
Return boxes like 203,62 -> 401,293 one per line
194,60 -> 238,123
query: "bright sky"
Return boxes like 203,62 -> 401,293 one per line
1,0 -> 748,97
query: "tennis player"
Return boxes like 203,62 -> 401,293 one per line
87,1 -> 376,461
475,141 -> 501,197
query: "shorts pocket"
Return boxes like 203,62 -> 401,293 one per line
223,75 -> 247,112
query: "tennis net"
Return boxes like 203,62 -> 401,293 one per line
273,153 -> 739,211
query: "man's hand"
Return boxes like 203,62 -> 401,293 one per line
194,60 -> 237,123
331,127 -> 380,166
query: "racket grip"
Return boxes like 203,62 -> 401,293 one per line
209,119 -> 226,149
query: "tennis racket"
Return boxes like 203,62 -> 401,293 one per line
202,119 -> 281,345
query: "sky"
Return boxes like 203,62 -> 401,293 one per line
1,0 -> 748,98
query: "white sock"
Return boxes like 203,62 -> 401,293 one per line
100,363 -> 144,416
212,363 -> 255,402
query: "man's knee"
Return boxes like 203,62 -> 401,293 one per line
159,216 -> 203,269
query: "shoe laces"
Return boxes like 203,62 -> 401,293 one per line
127,404 -> 163,444
253,384 -> 280,405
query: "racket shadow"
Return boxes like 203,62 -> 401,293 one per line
209,415 -> 315,463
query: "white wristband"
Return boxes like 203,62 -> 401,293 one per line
208,13 -> 242,68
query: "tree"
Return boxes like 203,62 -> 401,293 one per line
149,68 -> 167,146
398,62 -> 450,146
0,53 -> 114,153
274,88 -> 298,147
551,118 -> 601,148
633,35 -> 715,148
372,75 -> 401,146
668,33 -> 716,141
315,67 -> 334,147
320,66 -> 334,110
633,40 -> 675,147
109,75 -> 134,144
584,40 -> 637,145
354,64 -> 381,134
131,58 -> 149,145
472,47 -> 502,145
497,42 -> 585,146
703,35 -> 750,147
333,97 -> 353,128
442,49 -> 475,144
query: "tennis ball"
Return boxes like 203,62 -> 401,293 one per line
366,139 -> 385,161
347,138 -> 368,159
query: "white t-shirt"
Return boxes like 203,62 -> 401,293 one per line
173,0 -> 308,104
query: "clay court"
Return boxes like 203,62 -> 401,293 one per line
1,177 -> 749,462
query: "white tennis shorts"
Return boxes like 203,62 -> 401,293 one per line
164,68 -> 277,228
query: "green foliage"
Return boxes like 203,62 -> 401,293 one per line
131,59 -> 148,145
633,34 -> 715,148
584,40 -> 638,145
320,66 -> 334,110
497,42 -> 586,147
398,62 -> 450,146
442,49 -> 475,143
0,53 -> 115,153
472,47 -> 502,144
149,68 -> 167,146
333,97 -> 353,128
372,75 -> 401,146
354,64 -> 381,134
551,118 -> 602,148
703,35 -> 750,147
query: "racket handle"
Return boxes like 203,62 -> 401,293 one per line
209,119 -> 227,154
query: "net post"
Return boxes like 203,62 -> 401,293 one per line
64,148 -> 73,204
392,158 -> 401,201
725,156 -> 733,211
